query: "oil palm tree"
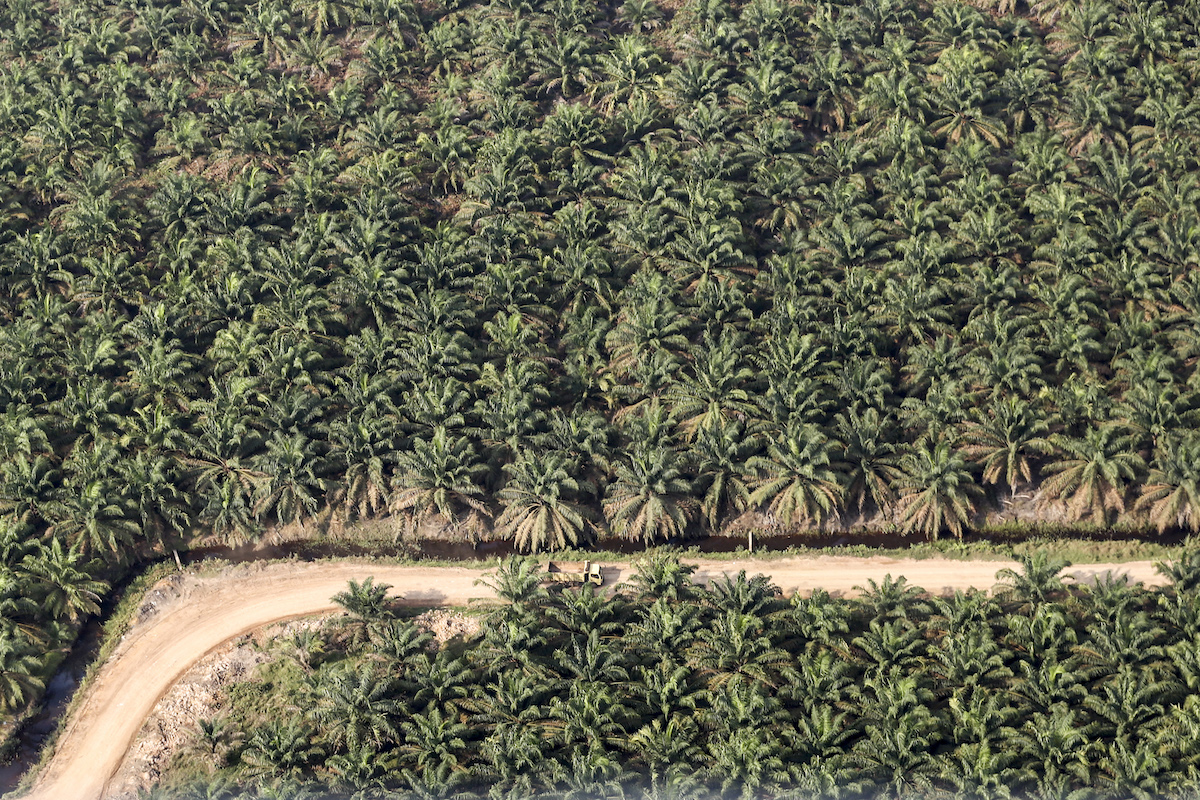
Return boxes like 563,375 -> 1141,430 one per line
960,396 -> 1054,498
49,471 -> 140,560
254,430 -> 329,532
20,538 -> 107,623
698,676 -> 790,791
894,438 -> 983,540
927,46 -> 1007,147
480,548 -> 558,608
687,420 -> 756,534
687,609 -> 789,691
183,407 -> 268,545
833,410 -> 900,520
494,451 -> 597,553
325,404 -> 398,524
844,672 -> 942,796
1137,435 -> 1200,533
116,448 -> 190,547
994,552 -> 1072,607
662,332 -> 757,439
1039,425 -> 1145,524
0,632 -> 45,712
397,707 -> 473,793
627,716 -> 703,799
591,35 -> 665,112
1013,705 -> 1092,798
390,428 -> 490,541
327,741 -> 395,796
239,720 -> 324,782
625,551 -> 700,603
333,577 -> 394,626
0,454 -> 61,527
603,446 -> 694,548
747,423 -> 841,538
308,662 -> 402,753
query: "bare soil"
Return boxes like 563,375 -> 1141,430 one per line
105,606 -> 481,799
104,633 -> 273,800
13,556 -> 1171,800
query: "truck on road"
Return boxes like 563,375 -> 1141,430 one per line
543,560 -> 604,587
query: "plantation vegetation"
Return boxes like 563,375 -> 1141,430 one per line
4,0 -> 1200,562
2,0 -> 1200,768
155,553 -> 1200,798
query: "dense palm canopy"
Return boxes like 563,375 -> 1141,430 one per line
2,0 -> 1200,563
6,0 -> 1200,753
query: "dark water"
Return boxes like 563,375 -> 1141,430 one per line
185,533 -> 815,563
184,524 -> 1191,564
0,621 -> 101,794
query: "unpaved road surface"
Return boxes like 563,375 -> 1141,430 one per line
15,556 -> 1170,800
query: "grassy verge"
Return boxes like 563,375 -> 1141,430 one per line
194,504 -> 1196,570
669,538 -> 1188,565
316,514 -> 1193,566
398,538 -> 1189,567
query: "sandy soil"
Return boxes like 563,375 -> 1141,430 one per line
108,609 -> 481,799
14,555 -> 1171,800
105,617 -> 320,800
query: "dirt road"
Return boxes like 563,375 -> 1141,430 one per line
15,555 -> 1170,800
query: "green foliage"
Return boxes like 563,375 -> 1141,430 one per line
8,0 -> 1200,760
182,558 -> 1200,797
2,0 -> 1199,567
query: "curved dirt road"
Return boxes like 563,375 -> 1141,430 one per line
17,556 -> 1170,800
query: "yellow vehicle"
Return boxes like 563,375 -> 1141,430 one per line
544,560 -> 604,587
